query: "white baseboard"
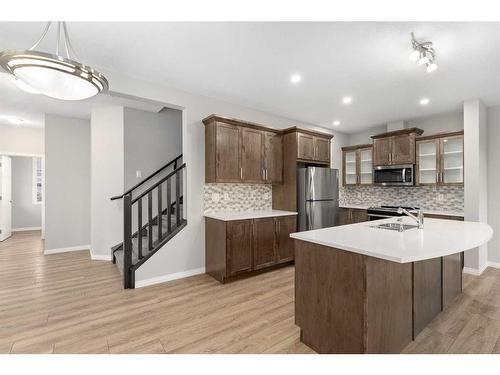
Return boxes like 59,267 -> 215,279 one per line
135,267 -> 205,288
463,262 -> 489,276
12,227 -> 42,232
44,244 -> 90,255
487,261 -> 500,270
90,253 -> 112,261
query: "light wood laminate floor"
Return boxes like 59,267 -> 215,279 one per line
1,231 -> 500,354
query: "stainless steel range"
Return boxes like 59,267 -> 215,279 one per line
367,205 -> 420,221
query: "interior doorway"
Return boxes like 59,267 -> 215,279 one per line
0,154 -> 44,243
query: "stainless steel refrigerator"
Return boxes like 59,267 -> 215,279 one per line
297,167 -> 339,231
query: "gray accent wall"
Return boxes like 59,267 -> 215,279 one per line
90,107 -> 125,259
45,114 -> 90,250
11,156 -> 41,229
124,107 -> 182,191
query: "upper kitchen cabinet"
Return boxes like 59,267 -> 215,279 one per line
295,130 -> 332,164
263,132 -> 283,183
240,127 -> 264,183
342,144 -> 373,186
416,130 -> 464,186
371,128 -> 424,166
203,115 -> 282,184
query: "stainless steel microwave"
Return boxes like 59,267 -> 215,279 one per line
373,164 -> 414,186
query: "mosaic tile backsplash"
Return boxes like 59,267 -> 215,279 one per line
340,185 -> 464,213
204,183 -> 272,213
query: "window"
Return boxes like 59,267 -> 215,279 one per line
32,157 -> 43,204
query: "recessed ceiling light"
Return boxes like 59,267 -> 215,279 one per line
419,98 -> 430,106
342,96 -> 353,105
290,74 -> 301,84
333,120 -> 340,126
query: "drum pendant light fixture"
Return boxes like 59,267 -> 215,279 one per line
0,22 -> 108,100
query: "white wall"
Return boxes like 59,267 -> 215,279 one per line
407,111 -> 463,135
0,124 -> 44,156
346,111 -> 463,146
487,105 -> 500,265
463,100 -> 488,272
347,124 -> 386,145
11,156 -> 41,229
44,114 -> 90,251
90,107 -> 125,260
98,70 -> 347,284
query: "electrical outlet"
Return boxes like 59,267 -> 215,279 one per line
438,193 -> 444,201
224,192 -> 230,201
136,170 -> 142,178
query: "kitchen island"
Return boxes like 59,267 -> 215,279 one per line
290,217 -> 493,354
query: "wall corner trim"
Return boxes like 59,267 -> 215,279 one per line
135,267 -> 205,288
44,244 -> 90,255
12,227 -> 42,232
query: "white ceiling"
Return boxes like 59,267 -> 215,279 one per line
1,22 -> 499,133
0,72 -> 165,128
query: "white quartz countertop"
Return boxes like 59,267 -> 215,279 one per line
339,204 -> 464,218
290,217 -> 492,263
204,210 -> 297,221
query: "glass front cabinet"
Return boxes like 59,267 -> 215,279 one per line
416,132 -> 464,186
342,145 -> 373,186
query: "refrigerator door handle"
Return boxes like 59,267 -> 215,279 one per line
306,202 -> 314,230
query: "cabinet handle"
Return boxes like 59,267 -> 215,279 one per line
265,169 -> 268,181
240,167 -> 243,179
262,168 -> 265,180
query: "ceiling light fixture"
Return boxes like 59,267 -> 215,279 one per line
290,74 -> 302,84
419,98 -> 430,106
333,120 -> 340,126
409,32 -> 438,73
0,22 -> 108,101
342,96 -> 352,105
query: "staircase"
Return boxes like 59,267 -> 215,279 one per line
110,154 -> 187,289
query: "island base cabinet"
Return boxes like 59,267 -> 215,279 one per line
443,252 -> 464,309
295,240 -> 413,354
295,239 -> 465,354
413,258 -> 442,338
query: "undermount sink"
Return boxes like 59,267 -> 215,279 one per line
371,222 -> 418,232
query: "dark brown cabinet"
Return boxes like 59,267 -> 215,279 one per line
276,216 -> 296,263
297,133 -> 314,160
315,137 -> 330,163
204,116 -> 283,184
263,132 -> 283,184
227,220 -> 253,276
391,134 -> 415,165
253,218 -> 276,270
338,208 -> 368,226
214,123 -> 241,182
240,127 -> 264,183
297,131 -> 331,164
371,128 -> 423,166
206,215 -> 297,283
373,137 -> 392,166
